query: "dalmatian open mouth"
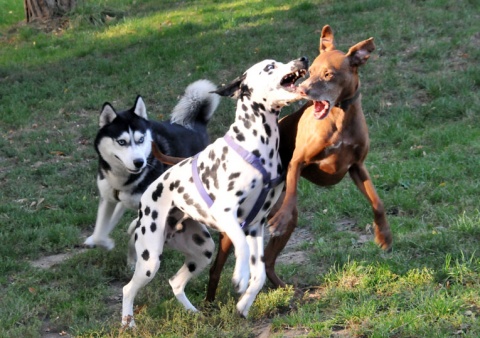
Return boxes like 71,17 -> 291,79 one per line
280,69 -> 307,92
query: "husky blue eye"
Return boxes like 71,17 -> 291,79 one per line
138,137 -> 144,144
117,140 -> 127,146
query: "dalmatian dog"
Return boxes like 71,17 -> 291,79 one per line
122,57 -> 308,327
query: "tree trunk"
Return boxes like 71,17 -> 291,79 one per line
24,0 -> 76,23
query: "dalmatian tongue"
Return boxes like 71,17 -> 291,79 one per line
313,100 -> 330,120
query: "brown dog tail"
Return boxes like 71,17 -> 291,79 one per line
151,141 -> 186,165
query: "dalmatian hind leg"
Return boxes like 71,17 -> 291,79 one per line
122,210 -> 214,327
166,218 -> 215,311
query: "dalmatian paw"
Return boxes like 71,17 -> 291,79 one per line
83,235 -> 115,250
121,315 -> 135,329
232,264 -> 250,294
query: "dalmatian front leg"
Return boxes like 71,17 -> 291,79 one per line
167,218 -> 215,311
236,224 -> 266,317
215,211 -> 251,295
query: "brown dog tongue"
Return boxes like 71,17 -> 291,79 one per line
313,100 -> 330,119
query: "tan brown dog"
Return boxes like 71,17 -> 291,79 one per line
205,25 -> 392,300
151,27 -> 392,300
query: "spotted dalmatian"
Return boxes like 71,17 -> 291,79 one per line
122,57 -> 308,327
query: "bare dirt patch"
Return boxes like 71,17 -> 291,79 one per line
30,248 -> 88,269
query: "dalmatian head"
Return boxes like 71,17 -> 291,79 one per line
214,57 -> 309,111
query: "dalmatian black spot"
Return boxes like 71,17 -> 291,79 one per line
146,270 -> 151,277
229,172 -> 241,180
242,103 -> 248,111
141,226 -> 146,235
251,255 -> 256,266
235,190 -> 243,197
151,210 -> 158,220
202,230 -> 211,238
138,209 -> 143,221
194,203 -> 208,218
178,186 -> 184,193
269,149 -> 274,159
250,229 -> 257,237
163,172 -> 170,180
144,206 -> 151,216
152,183 -> 164,201
237,208 -> 244,218
252,150 -> 261,158
204,251 -> 212,259
159,254 -> 163,261
192,233 -> 205,246
187,263 -> 196,272
135,219 -> 141,229
150,222 -> 157,233
228,181 -> 235,191
224,207 -> 231,212
236,133 -> 245,142
141,250 -> 150,261
134,233 -> 138,242
263,201 -> 271,211
183,193 -> 194,205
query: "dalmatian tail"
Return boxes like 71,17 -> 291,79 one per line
170,79 -> 220,129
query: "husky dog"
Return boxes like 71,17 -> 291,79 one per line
84,80 -> 220,250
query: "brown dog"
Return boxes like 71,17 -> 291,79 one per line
205,25 -> 392,300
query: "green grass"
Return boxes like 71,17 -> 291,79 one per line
1,0 -> 479,336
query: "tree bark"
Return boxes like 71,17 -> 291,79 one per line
24,0 -> 76,23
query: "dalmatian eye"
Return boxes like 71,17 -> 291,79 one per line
117,139 -> 127,146
264,63 -> 275,72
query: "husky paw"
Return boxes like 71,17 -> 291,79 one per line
84,236 -> 115,250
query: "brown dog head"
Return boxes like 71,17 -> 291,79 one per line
299,25 -> 375,119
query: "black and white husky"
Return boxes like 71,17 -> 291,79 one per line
84,80 -> 220,250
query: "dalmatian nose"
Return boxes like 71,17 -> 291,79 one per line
133,159 -> 144,169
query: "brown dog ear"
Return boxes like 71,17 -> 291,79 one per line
319,25 -> 335,53
346,37 -> 375,67
212,73 -> 247,99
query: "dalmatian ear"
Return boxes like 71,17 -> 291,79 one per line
99,102 -> 117,128
133,95 -> 148,119
213,73 -> 247,99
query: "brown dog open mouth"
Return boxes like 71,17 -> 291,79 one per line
313,100 -> 330,119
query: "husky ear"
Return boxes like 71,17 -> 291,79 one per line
212,73 -> 247,99
99,103 -> 117,128
133,95 -> 148,119
346,38 -> 375,67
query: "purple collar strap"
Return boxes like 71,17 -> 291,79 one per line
191,134 -> 284,228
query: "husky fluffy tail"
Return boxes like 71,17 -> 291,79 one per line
170,79 -> 220,129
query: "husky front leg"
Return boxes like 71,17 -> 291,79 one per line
84,198 -> 125,250
236,224 -> 266,317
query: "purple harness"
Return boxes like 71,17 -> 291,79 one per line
192,134 -> 284,228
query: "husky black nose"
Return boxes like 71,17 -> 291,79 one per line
133,159 -> 144,169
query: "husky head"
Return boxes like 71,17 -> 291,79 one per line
95,96 -> 153,176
